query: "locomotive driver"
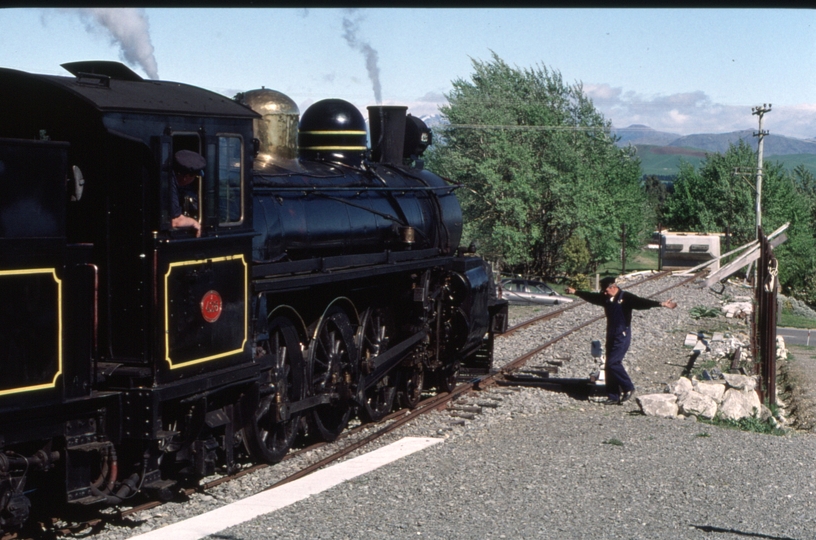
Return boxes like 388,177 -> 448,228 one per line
566,277 -> 677,405
170,150 -> 205,237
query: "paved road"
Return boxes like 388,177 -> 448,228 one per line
777,327 -> 816,346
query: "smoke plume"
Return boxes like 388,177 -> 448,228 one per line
341,9 -> 381,104
70,8 -> 159,80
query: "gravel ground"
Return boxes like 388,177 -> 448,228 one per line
223,406 -> 816,540
87,273 -> 816,540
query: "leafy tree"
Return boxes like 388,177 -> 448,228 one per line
662,141 -> 816,297
643,174 -> 669,225
791,164 -> 816,226
425,53 -> 647,277
562,234 -> 592,290
562,234 -> 590,276
662,141 -> 757,245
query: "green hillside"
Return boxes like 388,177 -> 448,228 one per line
636,145 -> 706,176
636,146 -> 816,178
767,154 -> 816,176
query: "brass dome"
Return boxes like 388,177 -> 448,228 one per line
236,88 -> 299,167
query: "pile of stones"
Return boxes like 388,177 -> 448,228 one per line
636,374 -> 765,421
683,329 -> 752,368
636,334 -> 790,424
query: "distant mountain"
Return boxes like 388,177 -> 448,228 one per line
419,114 -> 445,128
613,125 -> 816,157
612,125 -> 680,146
671,130 -> 816,156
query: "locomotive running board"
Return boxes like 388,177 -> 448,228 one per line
253,250 -> 450,293
252,248 -> 442,279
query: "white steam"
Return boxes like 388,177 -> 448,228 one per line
341,9 -> 381,104
68,8 -> 159,80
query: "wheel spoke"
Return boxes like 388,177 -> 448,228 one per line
357,306 -> 398,422
309,307 -> 358,442
243,317 -> 303,464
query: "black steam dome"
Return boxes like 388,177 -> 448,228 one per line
298,99 -> 367,167
404,114 -> 432,160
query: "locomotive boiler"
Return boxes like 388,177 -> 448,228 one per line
0,61 -> 507,532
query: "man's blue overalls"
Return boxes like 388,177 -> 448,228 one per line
603,289 -> 635,402
573,285 -> 661,402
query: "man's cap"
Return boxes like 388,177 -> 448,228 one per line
174,150 -> 206,174
600,276 -> 617,291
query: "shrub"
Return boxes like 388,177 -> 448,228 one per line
689,306 -> 720,319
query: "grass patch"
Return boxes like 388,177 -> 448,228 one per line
695,432 -> 710,438
602,438 -> 624,446
689,306 -> 720,319
695,359 -> 720,371
598,248 -> 659,276
687,358 -> 730,380
699,413 -> 786,436
779,311 -> 816,329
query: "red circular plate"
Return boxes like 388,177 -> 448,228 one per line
200,290 -> 223,323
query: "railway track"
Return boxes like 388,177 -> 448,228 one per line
27,270 -> 700,539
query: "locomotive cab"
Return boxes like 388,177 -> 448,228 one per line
0,62 -> 258,382
0,62 -> 262,505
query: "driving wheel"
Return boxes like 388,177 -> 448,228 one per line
357,306 -> 397,422
439,360 -> 460,394
397,364 -> 424,409
243,317 -> 303,464
309,306 -> 358,441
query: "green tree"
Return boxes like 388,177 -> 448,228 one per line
663,141 -> 816,297
792,164 -> 816,227
662,141 -> 756,245
425,53 -> 647,277
643,174 -> 669,225
766,162 -> 816,301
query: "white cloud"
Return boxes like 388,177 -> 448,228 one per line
417,91 -> 446,103
586,84 -> 816,139
583,83 -> 622,103
294,82 -> 816,141
668,109 -> 690,124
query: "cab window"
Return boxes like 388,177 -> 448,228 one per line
218,135 -> 243,225
172,134 -> 202,224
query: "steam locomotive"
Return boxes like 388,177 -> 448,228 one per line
0,61 -> 507,531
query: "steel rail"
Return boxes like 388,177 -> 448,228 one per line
499,271 -> 671,338
207,271 -> 694,494
493,271 -> 701,379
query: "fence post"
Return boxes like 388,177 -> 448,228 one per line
754,227 -> 777,405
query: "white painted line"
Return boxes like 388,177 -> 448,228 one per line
127,436 -> 442,540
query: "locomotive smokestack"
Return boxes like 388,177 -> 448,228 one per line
367,106 -> 407,164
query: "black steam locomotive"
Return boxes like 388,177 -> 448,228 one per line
0,61 -> 507,531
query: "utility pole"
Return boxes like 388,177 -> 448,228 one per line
752,104 -> 771,239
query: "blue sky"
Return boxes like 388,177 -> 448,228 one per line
1,8 -> 814,138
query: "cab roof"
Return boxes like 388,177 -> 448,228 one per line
0,61 -> 259,119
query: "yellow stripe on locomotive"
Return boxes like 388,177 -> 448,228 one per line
163,254 -> 248,369
0,268 -> 63,396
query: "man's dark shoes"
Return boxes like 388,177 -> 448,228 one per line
603,398 -> 620,405
621,390 -> 635,403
